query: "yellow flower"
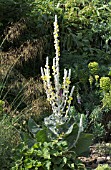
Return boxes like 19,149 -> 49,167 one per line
89,75 -> 93,86
47,98 -> 51,102
52,66 -> 56,72
66,77 -> 71,85
69,96 -> 73,101
67,100 -> 71,104
67,96 -> 73,104
41,75 -> 51,81
95,75 -> 99,82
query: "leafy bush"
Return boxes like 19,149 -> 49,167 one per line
12,140 -> 86,170
73,60 -> 111,141
88,106 -> 105,142
11,113 -> 92,170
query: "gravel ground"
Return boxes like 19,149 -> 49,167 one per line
79,143 -> 111,169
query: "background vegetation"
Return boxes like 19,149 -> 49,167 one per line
0,0 -> 111,169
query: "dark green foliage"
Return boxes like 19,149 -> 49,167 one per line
11,140 -> 86,170
88,106 -> 105,142
1,1 -> 111,169
28,114 -> 93,156
11,112 -> 93,169
11,111 -> 93,169
0,0 -> 33,30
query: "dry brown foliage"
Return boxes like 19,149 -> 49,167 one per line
0,19 -> 51,121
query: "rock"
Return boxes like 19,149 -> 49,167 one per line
92,150 -> 98,154
107,156 -> 111,161
97,157 -> 106,163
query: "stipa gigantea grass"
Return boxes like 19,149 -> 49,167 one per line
0,18 -> 52,169
0,36 -> 37,169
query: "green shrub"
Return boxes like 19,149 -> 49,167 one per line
11,113 -> 92,169
89,106 -> 105,141
11,140 -> 86,170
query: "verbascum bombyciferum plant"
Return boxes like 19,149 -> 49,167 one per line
40,15 -> 87,147
11,16 -> 93,170
41,15 -> 75,117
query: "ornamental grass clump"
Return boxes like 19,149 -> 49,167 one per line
41,15 -> 75,117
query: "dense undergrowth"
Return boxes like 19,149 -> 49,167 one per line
0,0 -> 111,169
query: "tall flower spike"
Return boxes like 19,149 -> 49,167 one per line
41,15 -> 75,116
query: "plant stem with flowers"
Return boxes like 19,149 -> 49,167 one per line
15,17 -> 93,170
38,15 -> 93,155
41,15 -> 75,117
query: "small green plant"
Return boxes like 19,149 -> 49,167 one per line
96,164 -> 111,170
89,106 -> 105,141
95,143 -> 111,157
12,139 -> 86,170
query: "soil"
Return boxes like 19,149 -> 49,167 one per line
79,142 -> 111,169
